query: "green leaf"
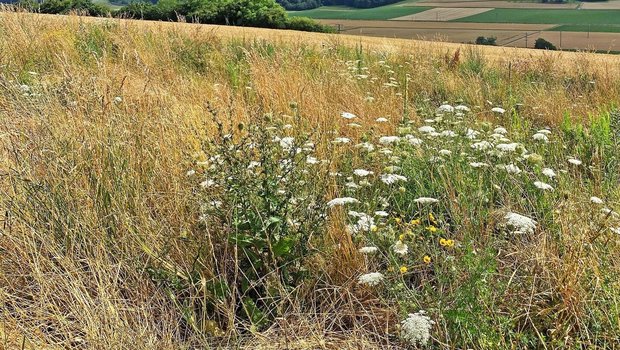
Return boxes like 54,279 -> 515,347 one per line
272,236 -> 294,258
242,297 -> 266,327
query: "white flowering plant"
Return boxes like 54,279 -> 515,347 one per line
189,112 -> 332,329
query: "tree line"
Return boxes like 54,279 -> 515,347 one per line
12,0 -> 335,32
277,0 -> 401,10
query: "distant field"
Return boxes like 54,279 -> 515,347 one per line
288,5 -> 432,20
453,9 -> 620,25
92,0 -> 123,10
553,24 -> 620,33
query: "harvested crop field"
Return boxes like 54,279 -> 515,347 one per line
319,19 -> 620,51
322,19 -> 556,31
409,1 -> 577,9
393,8 -> 492,21
581,0 -> 620,9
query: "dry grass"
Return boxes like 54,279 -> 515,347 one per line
0,10 -> 619,349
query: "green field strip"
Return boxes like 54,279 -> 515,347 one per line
452,9 -> 620,25
288,5 -> 432,20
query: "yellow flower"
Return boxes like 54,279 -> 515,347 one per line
423,255 -> 431,264
395,217 -> 402,224
426,225 -> 438,233
370,225 -> 378,233
399,186 -> 406,193
410,219 -> 421,226
399,234 -> 406,242
387,266 -> 395,272
405,229 -> 414,236
439,238 -> 448,246
429,213 -> 437,223
400,266 -> 408,274
446,239 -> 455,247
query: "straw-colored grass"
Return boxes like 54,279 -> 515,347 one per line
0,10 -> 619,349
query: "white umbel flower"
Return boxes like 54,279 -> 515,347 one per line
466,128 -> 480,140
332,137 -> 351,144
381,174 -> 407,185
200,179 -> 216,188
504,212 -> 537,234
568,158 -> 582,166
353,169 -> 373,177
379,136 -> 400,145
542,168 -> 556,178
358,246 -> 379,254
341,112 -> 357,119
496,143 -> 520,152
470,162 -> 489,168
356,142 -> 375,152
405,135 -> 423,146
590,196 -> 604,205
327,197 -> 360,208
376,117 -> 389,123
532,133 -> 549,142
455,105 -> 470,112
491,107 -> 506,114
358,272 -> 384,286
440,130 -> 457,138
393,240 -> 408,255
414,197 -> 439,204
348,213 -> 375,233
401,311 -> 434,346
418,126 -> 436,134
494,127 -> 508,135
279,137 -> 295,150
534,181 -> 554,191
471,141 -> 493,151
306,156 -> 319,164
437,104 -> 454,113
504,164 -> 522,174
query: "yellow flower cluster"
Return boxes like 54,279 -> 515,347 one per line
439,238 -> 455,247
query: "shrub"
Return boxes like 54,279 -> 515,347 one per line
475,36 -> 497,46
286,16 -> 335,33
534,38 -> 557,50
169,113 -> 331,331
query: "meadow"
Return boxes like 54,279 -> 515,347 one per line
1,11 -> 619,349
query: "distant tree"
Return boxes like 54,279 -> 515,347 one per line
534,38 -> 557,50
117,0 -> 330,32
16,0 -> 40,11
475,36 -> 496,46
39,0 -> 107,16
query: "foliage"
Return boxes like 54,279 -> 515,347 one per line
534,37 -> 557,50
475,36 -> 497,46
116,0 -> 332,32
36,0 -> 109,16
181,113 -> 330,329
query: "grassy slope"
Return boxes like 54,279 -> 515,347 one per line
1,12 -> 619,349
